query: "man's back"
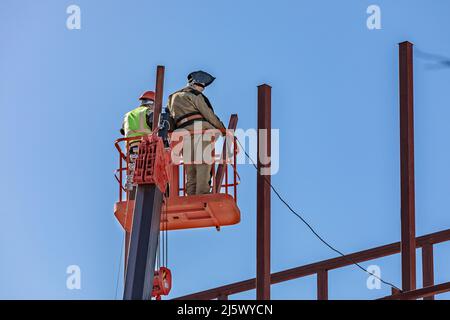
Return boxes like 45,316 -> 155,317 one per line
122,105 -> 153,138
168,86 -> 225,131
167,71 -> 224,195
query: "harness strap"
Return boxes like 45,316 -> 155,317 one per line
176,113 -> 205,127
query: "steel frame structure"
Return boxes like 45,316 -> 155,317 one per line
173,41 -> 450,300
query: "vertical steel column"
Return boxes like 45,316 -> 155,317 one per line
422,243 -> 435,300
214,114 -> 238,193
399,41 -> 416,291
170,166 -> 180,197
317,270 -> 328,300
256,84 -> 271,300
153,65 -> 165,126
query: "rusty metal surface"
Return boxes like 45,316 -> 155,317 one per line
257,84 -> 272,300
174,228 -> 450,300
399,41 -> 417,291
214,114 -> 238,193
422,244 -> 435,300
379,282 -> 450,300
317,270 -> 328,300
153,65 -> 165,126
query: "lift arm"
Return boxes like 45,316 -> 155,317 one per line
123,66 -> 166,300
122,132 -> 168,300
123,184 -> 163,300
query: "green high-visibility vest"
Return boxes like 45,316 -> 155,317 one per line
123,106 -> 152,138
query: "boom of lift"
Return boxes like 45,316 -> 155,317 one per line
114,113 -> 241,300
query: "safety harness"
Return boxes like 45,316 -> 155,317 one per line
168,86 -> 215,129
175,112 -> 205,128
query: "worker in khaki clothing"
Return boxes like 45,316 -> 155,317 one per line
167,71 -> 225,195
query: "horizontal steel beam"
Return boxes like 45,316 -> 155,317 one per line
174,228 -> 450,300
379,282 -> 450,300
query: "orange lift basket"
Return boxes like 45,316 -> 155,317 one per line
113,126 -> 241,232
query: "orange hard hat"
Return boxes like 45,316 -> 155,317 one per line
139,91 -> 155,101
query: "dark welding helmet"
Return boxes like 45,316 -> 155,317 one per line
187,70 -> 216,87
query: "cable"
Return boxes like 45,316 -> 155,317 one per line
157,236 -> 161,270
114,232 -> 125,300
235,137 -> 403,292
115,150 -> 136,299
165,195 -> 169,267
160,193 -> 169,268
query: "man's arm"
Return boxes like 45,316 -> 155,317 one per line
192,94 -> 226,130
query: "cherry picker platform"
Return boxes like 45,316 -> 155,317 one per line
114,109 -> 241,299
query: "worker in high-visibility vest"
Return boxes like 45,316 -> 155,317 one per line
121,90 -> 155,138
167,71 -> 225,195
120,91 -> 155,195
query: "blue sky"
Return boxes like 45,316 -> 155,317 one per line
1,0 -> 450,300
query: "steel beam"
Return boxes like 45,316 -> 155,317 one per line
123,184 -> 163,300
399,41 -> 416,291
170,166 -> 180,197
153,65 -> 165,126
214,114 -> 238,193
256,84 -> 271,300
317,270 -> 328,300
379,282 -> 450,300
422,243 -> 434,300
174,228 -> 450,300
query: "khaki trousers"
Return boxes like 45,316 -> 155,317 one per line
185,163 -> 212,195
181,122 -> 217,195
